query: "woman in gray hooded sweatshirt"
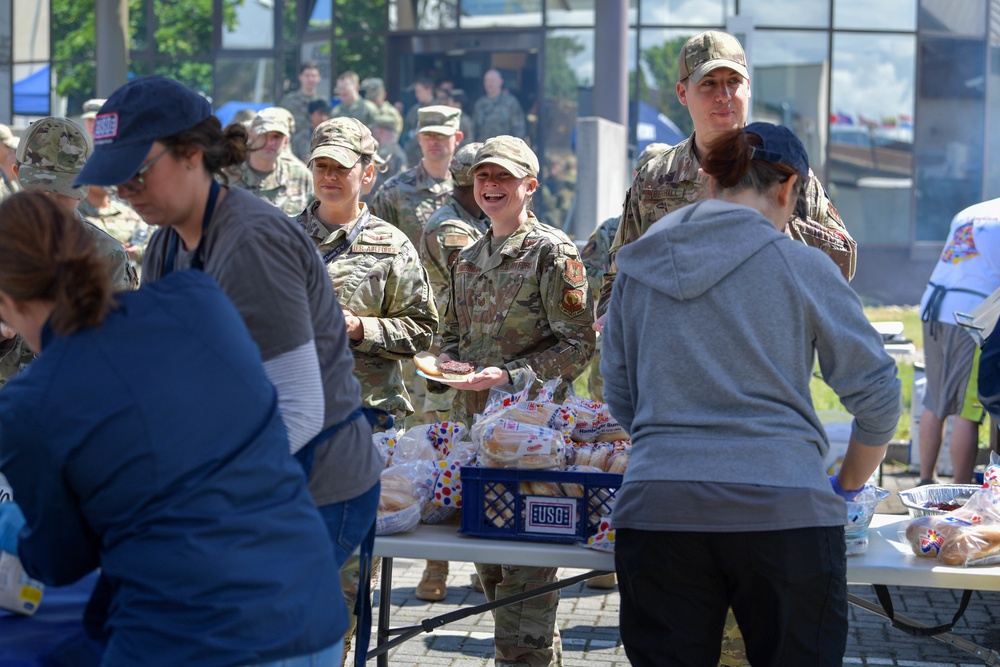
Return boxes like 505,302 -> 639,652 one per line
601,122 -> 901,667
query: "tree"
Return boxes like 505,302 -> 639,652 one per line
636,36 -> 694,137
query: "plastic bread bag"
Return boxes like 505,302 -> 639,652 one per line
476,419 -> 566,470
377,460 -> 437,535
394,421 -> 468,463
373,427 -> 399,468
564,395 -> 630,443
0,551 -> 44,616
425,440 -> 478,523
902,485 -> 1000,566
983,450 -> 1000,488
585,516 -> 616,553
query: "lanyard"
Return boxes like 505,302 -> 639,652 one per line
162,180 -> 220,275
321,207 -> 370,265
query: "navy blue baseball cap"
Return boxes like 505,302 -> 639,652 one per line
74,76 -> 212,187
744,122 -> 809,181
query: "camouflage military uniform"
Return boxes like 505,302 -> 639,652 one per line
579,215 -> 619,401
290,127 -> 313,164
234,153 -> 314,217
420,196 -> 490,313
296,201 -> 437,420
278,90 -> 322,139
441,213 -> 593,666
402,102 -> 430,166
372,100 -> 403,135
370,160 -> 453,247
597,134 -> 856,314
78,196 -> 150,265
332,98 -> 378,129
472,92 -> 526,141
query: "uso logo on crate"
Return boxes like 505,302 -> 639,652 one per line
525,495 -> 578,537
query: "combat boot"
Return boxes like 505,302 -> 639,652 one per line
415,559 -> 449,601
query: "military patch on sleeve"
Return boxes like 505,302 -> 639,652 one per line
564,258 -> 586,287
352,245 -> 399,255
560,288 -> 587,317
443,232 -> 471,248
826,201 -> 843,225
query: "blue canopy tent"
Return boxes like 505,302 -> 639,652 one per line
214,101 -> 273,127
635,101 -> 686,155
13,65 -> 50,117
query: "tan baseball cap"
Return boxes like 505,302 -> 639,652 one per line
450,142 -> 483,186
635,142 -> 671,172
251,107 -> 294,137
677,31 -> 749,85
472,135 -> 538,179
361,77 -> 385,97
16,117 -> 92,200
81,98 -> 107,120
417,105 -> 461,136
0,124 -> 17,150
309,117 -> 376,168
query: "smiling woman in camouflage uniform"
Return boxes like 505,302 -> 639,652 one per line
438,136 -> 595,667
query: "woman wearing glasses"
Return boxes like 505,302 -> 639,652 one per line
73,78 -> 383,628
0,191 -> 345,666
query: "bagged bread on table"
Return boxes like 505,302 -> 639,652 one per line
373,428 -> 399,468
983,450 -> 1000,488
476,419 -> 566,470
377,460 -> 436,535
394,421 -> 468,463
585,516 -> 616,553
425,439 -> 478,523
564,395 -> 630,443
903,485 -> 1000,566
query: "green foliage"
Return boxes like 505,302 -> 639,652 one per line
636,35 -> 693,137
332,0 -> 386,81
545,35 -> 585,101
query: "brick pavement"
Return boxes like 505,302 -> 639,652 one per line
350,463 -> 1000,666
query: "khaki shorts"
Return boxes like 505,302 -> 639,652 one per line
923,321 -> 982,421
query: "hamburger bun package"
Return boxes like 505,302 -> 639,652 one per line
377,460 -> 436,535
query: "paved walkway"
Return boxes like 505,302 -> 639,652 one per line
350,462 -> 1000,666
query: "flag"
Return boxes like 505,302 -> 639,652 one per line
858,114 -> 878,128
899,113 -> 913,129
881,115 -> 897,128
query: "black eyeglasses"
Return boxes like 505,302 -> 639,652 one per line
115,147 -> 170,196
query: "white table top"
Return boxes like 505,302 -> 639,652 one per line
375,515 -> 1000,590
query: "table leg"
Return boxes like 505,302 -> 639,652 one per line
376,556 -> 392,667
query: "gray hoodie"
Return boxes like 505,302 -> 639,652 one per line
601,199 -> 900,494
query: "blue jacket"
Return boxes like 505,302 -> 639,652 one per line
0,271 -> 345,666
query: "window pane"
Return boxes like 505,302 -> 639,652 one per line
52,0 -> 95,61
216,58 -> 275,108
222,0 -> 274,50
918,0 -> 986,37
12,64 -> 50,118
750,31 -> 830,178
461,0 -> 541,29
545,0 -> 593,26
336,0 -> 389,32
834,0 -> 916,31
830,33 -> 915,245
537,29 -> 593,232
310,0 -> 332,31
640,0 -> 723,27
914,36 -> 986,242
14,0 -> 49,61
154,61 -> 213,98
740,0 -> 829,28
637,29 -> 696,139
154,0 -> 213,58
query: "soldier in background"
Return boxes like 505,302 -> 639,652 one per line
361,77 -> 403,135
78,185 -> 150,267
331,71 -> 377,129
0,125 -> 20,200
292,98 -> 332,163
80,98 -> 106,137
279,60 -> 324,142
364,116 -> 407,204
234,107 -> 314,217
402,77 -> 436,166
597,30 -> 855,318
472,69 -> 526,141
1,117 -> 138,384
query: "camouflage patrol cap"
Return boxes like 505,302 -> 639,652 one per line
635,142 -> 671,172
81,98 -> 107,120
417,105 -> 461,136
251,107 -> 293,137
16,117 -> 92,200
450,142 -> 483,186
0,124 -> 17,150
472,135 -> 538,179
361,77 -> 385,97
677,31 -> 749,85
310,117 -> 377,168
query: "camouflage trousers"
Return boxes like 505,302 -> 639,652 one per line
586,334 -> 604,402
402,363 -> 436,428
475,563 -> 563,667
339,553 -> 382,666
719,608 -> 749,667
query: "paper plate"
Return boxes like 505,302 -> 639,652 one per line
416,368 -> 474,385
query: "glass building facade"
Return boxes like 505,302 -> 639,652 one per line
1,0 -> 998,302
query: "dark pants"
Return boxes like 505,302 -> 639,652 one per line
615,526 -> 847,667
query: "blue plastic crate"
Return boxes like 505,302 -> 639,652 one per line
459,466 -> 623,544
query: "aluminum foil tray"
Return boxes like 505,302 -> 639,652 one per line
897,484 -> 982,518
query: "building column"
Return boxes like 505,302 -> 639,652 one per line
95,0 -> 129,96
594,0 -> 627,126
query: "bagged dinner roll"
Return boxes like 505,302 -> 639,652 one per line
904,485 -> 1000,566
476,419 -> 565,470
377,460 -> 436,535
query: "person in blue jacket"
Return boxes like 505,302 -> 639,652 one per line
0,191 -> 346,667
